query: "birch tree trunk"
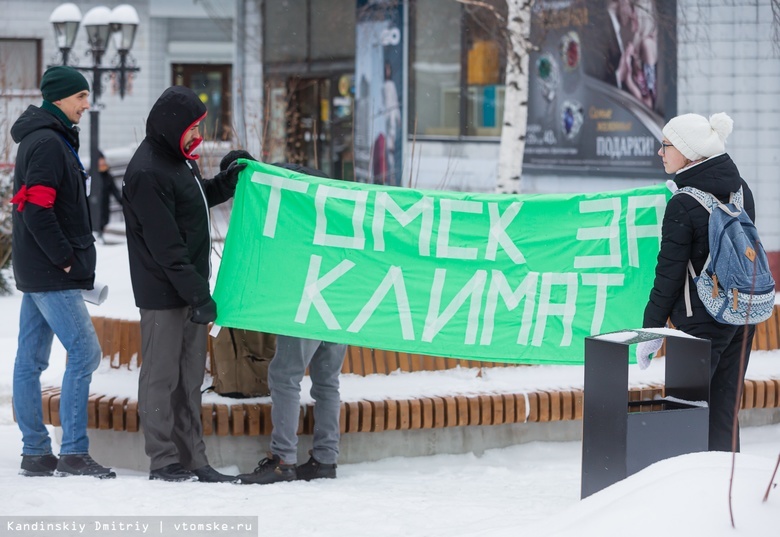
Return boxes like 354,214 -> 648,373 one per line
496,0 -> 534,194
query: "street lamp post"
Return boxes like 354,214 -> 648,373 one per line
49,2 -> 140,235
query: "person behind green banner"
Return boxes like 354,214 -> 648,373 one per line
222,152 -> 349,484
122,87 -> 245,483
641,112 -> 757,452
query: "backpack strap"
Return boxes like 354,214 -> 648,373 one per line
676,186 -> 715,213
730,187 -> 744,208
677,186 -> 743,216
684,261 -> 696,317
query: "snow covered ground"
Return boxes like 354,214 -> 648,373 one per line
0,237 -> 777,536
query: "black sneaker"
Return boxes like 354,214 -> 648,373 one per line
296,455 -> 337,481
20,454 -> 59,477
238,454 -> 296,485
193,465 -> 239,484
55,454 -> 116,479
149,463 -> 198,482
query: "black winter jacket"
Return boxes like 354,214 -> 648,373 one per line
643,154 -> 755,329
123,86 -> 236,310
10,106 -> 95,292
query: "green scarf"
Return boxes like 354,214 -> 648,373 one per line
41,100 -> 73,128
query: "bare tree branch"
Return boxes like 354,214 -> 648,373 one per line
764,453 -> 780,502
456,0 -> 507,24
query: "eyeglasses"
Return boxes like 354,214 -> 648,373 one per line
660,142 -> 673,155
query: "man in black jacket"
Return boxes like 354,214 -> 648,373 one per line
11,66 -> 114,478
123,86 -> 244,483
643,112 -> 756,452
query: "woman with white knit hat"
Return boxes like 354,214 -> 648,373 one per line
642,112 -> 758,452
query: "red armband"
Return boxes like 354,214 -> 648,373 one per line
11,185 -> 57,212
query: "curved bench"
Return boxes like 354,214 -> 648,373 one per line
37,316 -> 625,435
39,379 -> 780,437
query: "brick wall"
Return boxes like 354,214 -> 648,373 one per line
676,0 -> 780,287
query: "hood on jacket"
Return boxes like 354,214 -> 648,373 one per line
674,153 -> 742,199
11,105 -> 77,147
145,86 -> 207,161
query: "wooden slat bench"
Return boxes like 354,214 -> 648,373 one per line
88,316 -> 521,373
89,307 -> 780,373
39,306 -> 780,438
37,379 -> 780,437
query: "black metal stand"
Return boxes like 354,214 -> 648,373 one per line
580,331 -> 711,498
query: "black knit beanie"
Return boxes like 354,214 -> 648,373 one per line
40,66 -> 90,102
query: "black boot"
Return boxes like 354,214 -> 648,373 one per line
193,465 -> 239,484
20,454 -> 59,477
149,463 -> 198,482
296,455 -> 337,481
238,454 -> 296,485
56,454 -> 116,479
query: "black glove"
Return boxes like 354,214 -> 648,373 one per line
220,160 -> 247,188
191,297 -> 217,325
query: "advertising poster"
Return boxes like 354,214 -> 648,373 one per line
524,0 -> 677,177
354,0 -> 404,187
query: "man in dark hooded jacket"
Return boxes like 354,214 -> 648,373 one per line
123,86 -> 244,483
10,66 -> 114,478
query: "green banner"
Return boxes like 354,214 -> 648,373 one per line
213,161 -> 670,364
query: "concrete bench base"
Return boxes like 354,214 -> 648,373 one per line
69,419 -> 582,473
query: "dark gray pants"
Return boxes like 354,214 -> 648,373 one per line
139,307 -> 208,471
268,336 -> 346,465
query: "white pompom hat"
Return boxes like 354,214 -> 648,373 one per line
662,112 -> 733,161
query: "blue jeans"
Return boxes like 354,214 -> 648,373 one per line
13,290 -> 101,455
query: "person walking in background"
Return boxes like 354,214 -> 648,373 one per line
95,151 -> 122,242
10,66 -> 115,478
223,154 -> 349,485
642,112 -> 757,452
382,61 -> 401,186
122,86 -> 245,483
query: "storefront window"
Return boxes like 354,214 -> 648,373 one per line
410,0 -> 506,138
172,64 -> 233,141
265,0 -> 355,64
311,0 -> 356,61
0,39 -> 41,91
264,0 -> 308,62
